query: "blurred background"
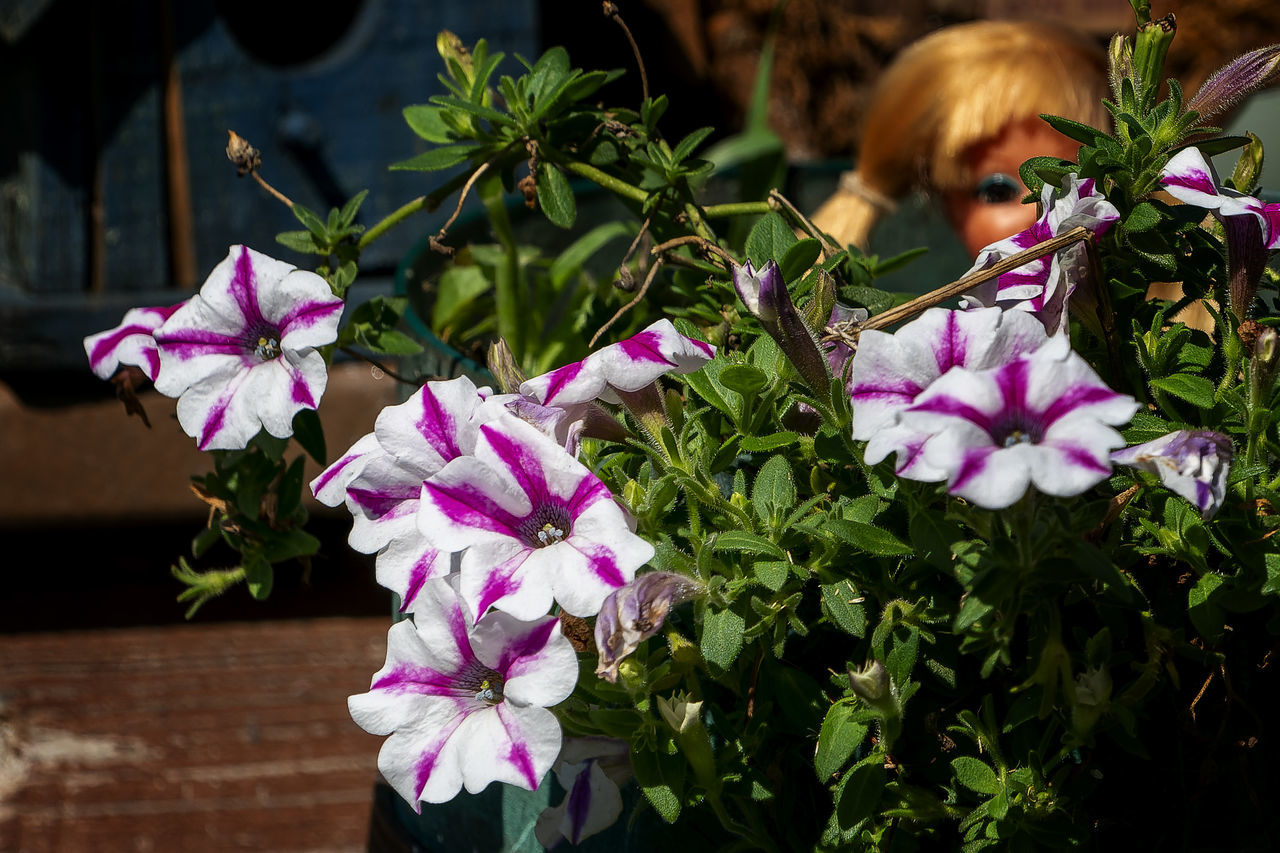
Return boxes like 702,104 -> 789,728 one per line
0,0 -> 1276,849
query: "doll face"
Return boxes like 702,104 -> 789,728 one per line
941,117 -> 1082,258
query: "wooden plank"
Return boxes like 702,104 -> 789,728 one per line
0,617 -> 391,852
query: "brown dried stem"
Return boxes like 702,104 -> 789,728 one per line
603,1 -> 648,103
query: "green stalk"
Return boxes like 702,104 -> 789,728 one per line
563,160 -> 648,204
478,173 -> 523,360
702,201 -> 773,219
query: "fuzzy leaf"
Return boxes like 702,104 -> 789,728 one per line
536,163 -> 577,228
816,702 -> 869,780
952,756 -> 1001,795
701,606 -> 746,672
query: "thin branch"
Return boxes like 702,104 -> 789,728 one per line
650,234 -> 736,270
590,259 -> 664,347
603,1 -> 648,103
769,188 -> 841,258
822,226 -> 1096,350
429,159 -> 494,256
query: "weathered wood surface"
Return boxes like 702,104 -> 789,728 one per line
0,617 -> 390,852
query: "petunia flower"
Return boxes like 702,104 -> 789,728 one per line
823,301 -> 869,392
519,319 -> 714,409
534,737 -> 633,849
1160,146 -> 1280,320
849,307 -> 1049,479
594,571 -> 704,683
1112,429 -> 1234,519
1187,44 -> 1280,121
960,175 -> 1120,332
153,245 -> 344,450
311,376 -> 486,613
348,578 -> 577,808
897,335 -> 1138,509
84,303 -> 185,382
417,414 -> 654,621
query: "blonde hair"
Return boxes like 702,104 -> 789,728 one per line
811,20 -> 1110,249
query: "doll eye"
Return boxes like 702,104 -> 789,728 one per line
973,173 -> 1022,204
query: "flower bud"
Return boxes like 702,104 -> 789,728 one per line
1112,429 -> 1234,519
848,660 -> 890,705
1188,44 -> 1280,120
486,338 -> 527,394
1108,34 -> 1134,102
732,260 -> 831,395
1230,133 -> 1265,195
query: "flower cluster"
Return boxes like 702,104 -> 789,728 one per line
318,321 -> 715,809
83,245 -> 344,450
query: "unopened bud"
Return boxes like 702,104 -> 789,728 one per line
226,130 -> 261,176
594,571 -> 704,683
1108,34 -> 1135,102
1231,133 -> 1265,195
1188,44 -> 1280,120
848,660 -> 889,705
487,338 -> 527,394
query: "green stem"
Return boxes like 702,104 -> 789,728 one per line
563,160 -> 648,204
357,195 -> 430,251
478,173 -> 523,359
702,201 -> 772,219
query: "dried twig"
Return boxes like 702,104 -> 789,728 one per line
590,260 -> 664,347
769,188 -> 840,258
603,1 -> 648,103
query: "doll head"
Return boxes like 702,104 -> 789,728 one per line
811,20 -> 1110,255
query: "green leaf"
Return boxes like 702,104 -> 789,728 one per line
1178,136 -> 1253,157
952,756 -> 1001,795
712,530 -> 786,560
745,212 -> 798,268
1150,373 -> 1216,409
275,230 -> 324,255
630,743 -> 684,823
701,606 -> 746,672
816,702 -> 869,780
403,105 -> 455,143
276,455 -> 306,520
390,144 -> 478,172
718,363 -> 769,396
886,627 -> 919,689
779,238 -> 822,285
821,581 -> 867,636
261,527 -> 321,563
1038,114 -> 1102,145
909,511 -> 962,571
291,203 -> 326,237
536,163 -> 577,229
740,431 -> 800,452
826,519 -> 913,556
243,551 -> 274,600
753,454 -> 797,524
1263,554 -> 1280,597
1123,201 -> 1163,233
291,409 -> 326,464
671,126 -> 715,164
1188,572 -> 1226,643
754,560 -> 790,591
835,758 -> 885,830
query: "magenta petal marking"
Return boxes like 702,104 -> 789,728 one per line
155,328 -> 248,360
566,763 -> 595,844
497,707 -> 541,790
229,245 -> 265,327
417,388 -> 463,461
492,618 -> 559,675
539,362 -> 587,406
198,392 -> 233,451
483,424 -> 553,504
413,715 -> 467,802
277,296 -> 344,332
573,541 -> 627,588
1054,443 -> 1111,475
950,446 -> 997,491
616,331 -> 675,369
1163,163 -> 1219,197
424,479 -> 521,537
348,485 -> 418,520
475,554 -> 527,617
289,367 -> 316,406
908,395 -> 993,433
399,549 -> 442,614
1038,385 -> 1121,427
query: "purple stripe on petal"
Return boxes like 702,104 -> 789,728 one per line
1038,385 -> 1122,427
908,394 -> 994,433
290,368 -> 316,406
276,296 -> 344,332
539,362 -> 586,406
413,715 -> 467,803
89,324 -> 154,368
198,392 -> 234,451
566,763 -> 595,844
893,438 -> 929,475
492,618 -> 559,674
417,387 -> 463,462
504,734 -> 540,790
483,424 -> 552,504
229,246 -> 266,328
1163,164 -> 1219,197
156,328 -> 250,359
1054,443 -> 1111,476
311,453 -> 363,498
951,445 -> 997,492
423,479 -> 522,537
399,549 -> 443,614
143,349 -> 161,380
474,554 -> 527,617
348,485 -> 419,519
616,331 -> 675,369
573,541 -> 628,589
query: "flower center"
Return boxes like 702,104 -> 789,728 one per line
455,659 -> 505,705
518,504 -> 572,549
989,413 -> 1044,448
247,324 -> 284,361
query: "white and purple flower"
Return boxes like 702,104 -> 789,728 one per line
348,579 -> 577,807
1112,429 -> 1234,519
1160,146 -> 1280,319
153,245 -> 344,450
960,175 -> 1119,332
535,737 -> 633,849
520,319 -> 714,409
849,307 -> 1049,479
84,303 -> 186,382
898,335 -> 1139,509
595,571 -> 704,683
417,414 -> 654,622
312,376 -> 488,613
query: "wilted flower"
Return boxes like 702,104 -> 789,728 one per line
417,414 -> 654,621
594,571 -> 703,683
823,301 -> 869,391
153,245 -> 344,450
960,175 -> 1120,332
520,318 -> 714,408
900,336 -> 1139,509
84,303 -> 185,382
312,376 -> 486,612
534,738 -> 633,849
849,307 -> 1049,479
1160,146 -> 1280,320
348,579 -> 577,808
1112,429 -> 1234,519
